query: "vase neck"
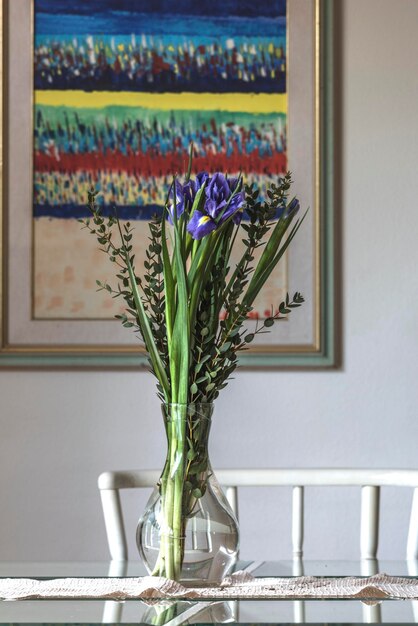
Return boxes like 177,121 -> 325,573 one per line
162,403 -> 213,428
161,403 -> 214,471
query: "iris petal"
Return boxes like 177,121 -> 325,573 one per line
286,197 -> 300,217
187,210 -> 217,240
167,180 -> 186,224
207,173 -> 230,204
196,171 -> 209,189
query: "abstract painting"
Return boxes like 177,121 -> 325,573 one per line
33,0 -> 288,320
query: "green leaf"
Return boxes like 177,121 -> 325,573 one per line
188,181 -> 207,226
243,209 -> 308,307
264,317 -> 275,327
169,181 -> 190,404
185,141 -> 194,182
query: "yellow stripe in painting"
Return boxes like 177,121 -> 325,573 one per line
35,91 -> 287,114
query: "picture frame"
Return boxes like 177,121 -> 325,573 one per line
0,0 -> 335,368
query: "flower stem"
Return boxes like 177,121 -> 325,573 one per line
156,405 -> 187,580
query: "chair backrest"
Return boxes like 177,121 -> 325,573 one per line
97,468 -> 418,561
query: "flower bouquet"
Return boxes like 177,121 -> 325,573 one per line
82,150 -> 305,582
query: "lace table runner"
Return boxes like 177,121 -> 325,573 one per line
1,572 -> 418,601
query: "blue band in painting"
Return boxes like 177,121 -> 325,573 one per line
33,204 -> 283,221
33,204 -> 164,220
35,0 -> 286,20
34,73 -> 285,94
36,15 -> 285,38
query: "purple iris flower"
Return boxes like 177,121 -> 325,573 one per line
167,172 -> 209,224
193,171 -> 210,193
187,172 -> 245,240
285,197 -> 300,218
167,179 -> 187,223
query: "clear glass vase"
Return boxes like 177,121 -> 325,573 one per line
136,403 -> 239,583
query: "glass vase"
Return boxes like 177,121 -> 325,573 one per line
136,403 -> 239,583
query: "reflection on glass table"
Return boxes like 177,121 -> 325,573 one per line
0,559 -> 417,625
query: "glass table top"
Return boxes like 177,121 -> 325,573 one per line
1,558 -> 417,578
0,560 -> 416,625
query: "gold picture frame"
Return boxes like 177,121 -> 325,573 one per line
0,0 -> 334,368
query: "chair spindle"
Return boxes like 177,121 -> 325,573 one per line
100,489 -> 128,561
225,486 -> 239,520
360,485 -> 380,559
407,487 -> 418,560
292,486 -> 304,557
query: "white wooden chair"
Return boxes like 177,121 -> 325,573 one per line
98,468 -> 418,562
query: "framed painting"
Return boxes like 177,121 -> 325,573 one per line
0,0 -> 334,367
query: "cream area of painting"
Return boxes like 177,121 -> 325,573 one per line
33,217 -> 287,319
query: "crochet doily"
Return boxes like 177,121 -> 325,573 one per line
0,571 -> 417,601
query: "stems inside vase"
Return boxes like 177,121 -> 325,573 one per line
151,403 -> 214,580
152,404 -> 187,579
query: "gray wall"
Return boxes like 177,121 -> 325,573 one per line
1,0 -> 418,562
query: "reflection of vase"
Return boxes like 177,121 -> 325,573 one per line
136,403 -> 239,583
142,599 -> 238,624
